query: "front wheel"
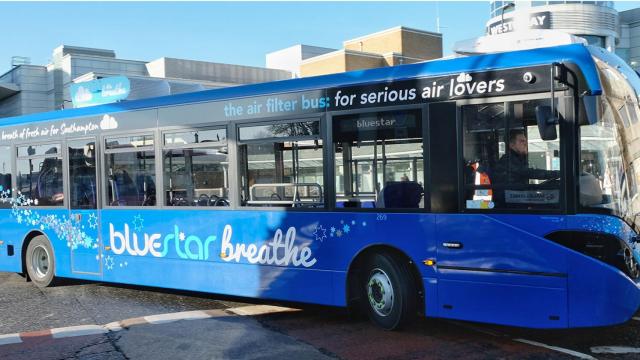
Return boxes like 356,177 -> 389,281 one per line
25,235 -> 56,288
363,253 -> 417,330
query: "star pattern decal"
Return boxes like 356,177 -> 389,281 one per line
132,214 -> 144,232
88,213 -> 98,229
313,225 -> 327,242
105,255 -> 115,270
0,188 -> 98,251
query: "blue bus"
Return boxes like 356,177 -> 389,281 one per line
0,43 -> 639,330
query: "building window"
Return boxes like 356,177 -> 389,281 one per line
238,121 -> 324,207
16,144 -> 64,206
163,128 -> 230,207
578,35 -> 605,48
333,110 -> 424,209
105,134 -> 156,206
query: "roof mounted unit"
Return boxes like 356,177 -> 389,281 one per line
11,56 -> 31,67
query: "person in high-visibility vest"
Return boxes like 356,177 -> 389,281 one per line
470,161 -> 492,201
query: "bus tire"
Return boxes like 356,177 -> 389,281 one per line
25,235 -> 56,288
363,252 -> 417,330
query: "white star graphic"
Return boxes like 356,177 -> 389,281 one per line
313,225 -> 327,242
105,255 -> 115,270
132,214 -> 144,232
88,213 -> 98,229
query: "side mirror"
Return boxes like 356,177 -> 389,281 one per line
535,105 -> 558,141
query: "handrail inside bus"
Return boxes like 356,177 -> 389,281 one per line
248,183 -> 323,207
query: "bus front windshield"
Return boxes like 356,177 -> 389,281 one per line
579,58 -> 640,228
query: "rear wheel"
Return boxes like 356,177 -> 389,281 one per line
25,235 -> 56,288
363,253 -> 417,330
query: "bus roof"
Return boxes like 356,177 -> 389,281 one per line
0,43 -> 602,127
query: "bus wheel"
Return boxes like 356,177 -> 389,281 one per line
25,235 -> 56,288
363,253 -> 416,330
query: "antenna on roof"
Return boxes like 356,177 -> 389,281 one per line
436,1 -> 440,33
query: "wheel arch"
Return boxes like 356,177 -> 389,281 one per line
21,230 -> 50,276
346,244 -> 425,315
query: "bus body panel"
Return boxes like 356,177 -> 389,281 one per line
70,210 -> 102,275
0,208 -> 23,272
435,214 -> 569,273
0,207 -> 437,306
2,208 -> 640,327
566,250 -> 640,327
437,278 -> 568,328
563,215 -> 640,327
51,209 -> 433,306
434,214 -> 570,327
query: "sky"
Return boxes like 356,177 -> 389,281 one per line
0,1 -> 639,73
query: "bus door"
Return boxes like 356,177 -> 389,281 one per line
67,138 -> 102,275
434,99 -> 568,327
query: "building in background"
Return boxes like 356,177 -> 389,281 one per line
266,44 -> 336,78
0,45 -> 292,118
618,8 -> 640,68
267,26 -> 443,77
482,1 -> 640,69
488,1 -> 618,49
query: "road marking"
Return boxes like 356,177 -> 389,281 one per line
0,306 -> 287,347
515,339 -> 596,359
144,310 -> 212,324
228,305 -> 299,316
51,325 -> 108,339
591,346 -> 640,354
103,321 -> 123,332
0,333 -> 22,346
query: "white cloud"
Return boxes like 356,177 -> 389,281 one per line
100,115 -> 118,130
456,73 -> 472,83
73,86 -> 93,103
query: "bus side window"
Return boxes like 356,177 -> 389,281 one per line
462,100 -> 561,210
163,128 -> 230,207
0,146 -> 11,208
105,135 -> 156,207
333,110 -> 424,210
69,140 -> 97,209
238,121 -> 324,208
16,144 -> 64,207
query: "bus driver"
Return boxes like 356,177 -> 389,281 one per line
493,131 -> 560,186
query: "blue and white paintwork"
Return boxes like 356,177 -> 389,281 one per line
0,44 -> 638,329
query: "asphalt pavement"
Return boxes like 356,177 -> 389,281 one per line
2,272 -> 640,360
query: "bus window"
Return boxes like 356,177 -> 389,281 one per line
163,128 -> 230,207
69,140 -> 97,209
238,121 -> 324,207
16,144 -> 64,206
0,146 -> 11,208
580,58 -> 640,216
105,135 -> 156,206
333,110 -> 424,209
462,99 -> 561,210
